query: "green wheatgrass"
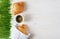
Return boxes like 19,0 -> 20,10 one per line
0,0 -> 11,39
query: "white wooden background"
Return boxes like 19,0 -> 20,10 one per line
11,0 -> 60,39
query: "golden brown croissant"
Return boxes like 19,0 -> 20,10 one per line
12,2 -> 24,15
16,24 -> 28,35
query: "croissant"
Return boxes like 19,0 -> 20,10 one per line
16,24 -> 28,35
12,2 -> 24,15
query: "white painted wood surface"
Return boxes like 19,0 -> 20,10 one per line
10,0 -> 60,39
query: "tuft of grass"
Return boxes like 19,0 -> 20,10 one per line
0,0 -> 11,39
